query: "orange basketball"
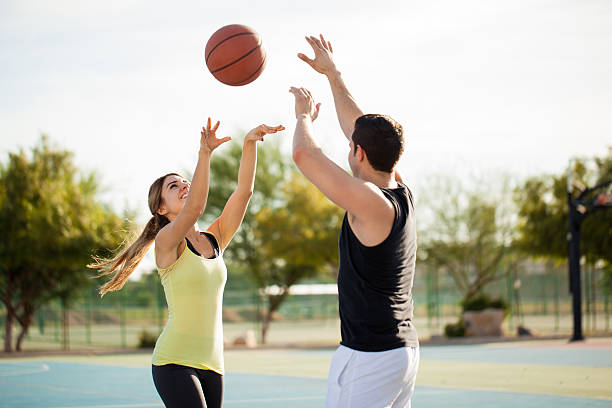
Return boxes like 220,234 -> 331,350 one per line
205,24 -> 266,86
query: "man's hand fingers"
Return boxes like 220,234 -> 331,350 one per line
310,36 -> 324,50
305,36 -> 319,52
311,103 -> 322,121
212,120 -> 220,133
320,34 -> 330,51
290,87 -> 307,100
297,53 -> 314,66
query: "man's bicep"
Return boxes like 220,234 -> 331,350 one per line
294,149 -> 385,216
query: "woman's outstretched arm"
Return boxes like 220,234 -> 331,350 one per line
209,124 -> 284,250
156,118 -> 230,253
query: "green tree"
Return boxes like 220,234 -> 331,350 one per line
514,147 -> 612,290
0,137 -> 126,351
254,174 -> 343,342
418,175 -> 516,302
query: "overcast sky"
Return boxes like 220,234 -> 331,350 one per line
1,0 -> 611,275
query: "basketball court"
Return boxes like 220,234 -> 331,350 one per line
1,337 -> 611,407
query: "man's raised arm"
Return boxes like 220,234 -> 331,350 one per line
298,34 -> 404,182
298,35 -> 363,141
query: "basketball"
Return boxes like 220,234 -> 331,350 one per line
205,24 -> 266,86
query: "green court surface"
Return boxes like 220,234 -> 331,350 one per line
1,337 -> 611,407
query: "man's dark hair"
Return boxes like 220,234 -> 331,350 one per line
352,114 -> 404,173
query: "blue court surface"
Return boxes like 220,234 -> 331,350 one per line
1,339 -> 611,407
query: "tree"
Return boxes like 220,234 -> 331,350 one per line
0,136 -> 126,351
254,173 -> 343,342
514,148 -> 612,281
418,175 -> 516,302
515,148 -> 612,262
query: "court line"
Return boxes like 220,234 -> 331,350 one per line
225,395 -> 325,403
44,396 -> 326,408
0,363 -> 50,376
48,405 -> 160,408
0,380 -> 159,402
47,397 -> 325,408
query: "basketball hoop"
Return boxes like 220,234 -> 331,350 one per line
566,156 -> 611,342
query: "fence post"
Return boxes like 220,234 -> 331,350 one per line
254,289 -> 262,344
554,266 -> 560,332
54,300 -> 60,344
86,289 -> 93,345
506,266 -> 514,333
119,290 -> 127,348
541,271 -> 547,315
61,298 -> 70,351
426,264 -> 433,331
37,308 -> 45,335
605,292 -> 609,332
434,267 -> 441,331
585,263 -> 591,334
591,265 -> 597,332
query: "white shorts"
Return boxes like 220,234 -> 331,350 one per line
326,345 -> 419,408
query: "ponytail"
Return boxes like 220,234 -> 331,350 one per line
88,214 -> 169,296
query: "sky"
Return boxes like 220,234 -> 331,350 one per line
1,0 -> 611,274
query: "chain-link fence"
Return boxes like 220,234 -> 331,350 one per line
2,262 -> 610,351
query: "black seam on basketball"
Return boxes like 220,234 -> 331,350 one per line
227,55 -> 266,85
205,32 -> 256,62
210,42 -> 262,74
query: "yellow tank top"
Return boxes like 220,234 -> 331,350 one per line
152,237 -> 227,374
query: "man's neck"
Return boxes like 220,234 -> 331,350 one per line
359,169 -> 397,189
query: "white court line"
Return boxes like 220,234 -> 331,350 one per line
0,363 -> 50,376
225,395 -> 324,403
44,395 -> 325,408
48,405 -> 161,408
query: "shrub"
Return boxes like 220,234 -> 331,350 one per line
138,329 -> 159,348
461,293 -> 509,314
444,319 -> 466,337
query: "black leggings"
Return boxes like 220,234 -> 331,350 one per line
152,364 -> 223,408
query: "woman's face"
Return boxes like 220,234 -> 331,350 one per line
158,174 -> 190,219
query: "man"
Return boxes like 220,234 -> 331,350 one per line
289,34 -> 419,408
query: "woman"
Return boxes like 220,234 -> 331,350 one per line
88,118 -> 284,408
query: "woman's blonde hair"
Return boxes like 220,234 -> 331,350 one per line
88,173 -> 180,296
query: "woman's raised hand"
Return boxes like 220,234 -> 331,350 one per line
245,124 -> 285,143
201,118 -> 232,153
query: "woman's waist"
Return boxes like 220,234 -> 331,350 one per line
164,314 -> 222,330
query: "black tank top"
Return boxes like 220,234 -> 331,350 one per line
337,182 -> 419,351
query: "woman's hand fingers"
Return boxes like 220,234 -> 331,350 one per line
246,124 -> 285,142
262,124 -> 285,133
200,118 -> 228,152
